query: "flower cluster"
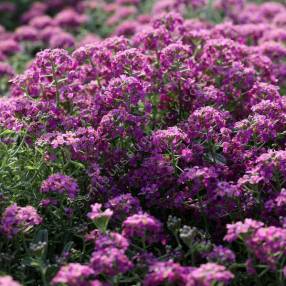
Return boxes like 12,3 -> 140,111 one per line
0,0 -> 285,285
1,204 -> 42,238
225,219 -> 286,270
122,213 -> 164,245
51,263 -> 94,286
40,173 -> 80,200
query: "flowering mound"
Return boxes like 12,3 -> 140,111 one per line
0,0 -> 285,285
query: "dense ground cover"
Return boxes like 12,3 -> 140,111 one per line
0,0 -> 286,285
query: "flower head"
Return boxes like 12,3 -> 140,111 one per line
90,247 -> 133,276
40,173 -> 80,199
122,213 -> 164,244
1,204 -> 42,238
52,263 -> 94,286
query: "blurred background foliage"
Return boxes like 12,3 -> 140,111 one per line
0,0 -> 284,30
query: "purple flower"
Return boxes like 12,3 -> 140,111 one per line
105,193 -> 142,222
39,27 -> 65,42
90,247 -> 133,276
160,42 -> 191,69
273,12 -> 286,28
239,150 -> 286,186
87,203 -> 113,232
144,261 -> 190,286
103,75 -> 147,109
215,0 -> 245,17
0,62 -> 14,77
90,281 -> 104,286
151,126 -> 188,152
112,48 -> 151,77
152,12 -> 184,31
54,9 -> 87,28
207,246 -> 236,265
178,166 -> 218,197
1,204 -> 42,238
94,232 -> 129,251
187,0 -> 207,9
40,173 -> 80,199
0,40 -> 21,56
15,26 -> 38,42
107,6 -> 137,26
265,188 -> 286,215
224,219 -> 264,242
122,213 -> 164,244
49,33 -> 75,49
29,15 -> 54,29
52,263 -> 94,286
245,258 -> 256,276
39,198 -> 58,208
133,26 -> 171,51
189,263 -> 234,286
87,203 -> 113,221
33,48 -> 74,75
21,2 -> 47,23
246,226 -> 286,269
114,20 -> 139,37
187,107 -> 230,141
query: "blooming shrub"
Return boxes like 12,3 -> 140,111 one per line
0,0 -> 285,285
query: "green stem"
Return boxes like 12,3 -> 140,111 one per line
40,267 -> 48,286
